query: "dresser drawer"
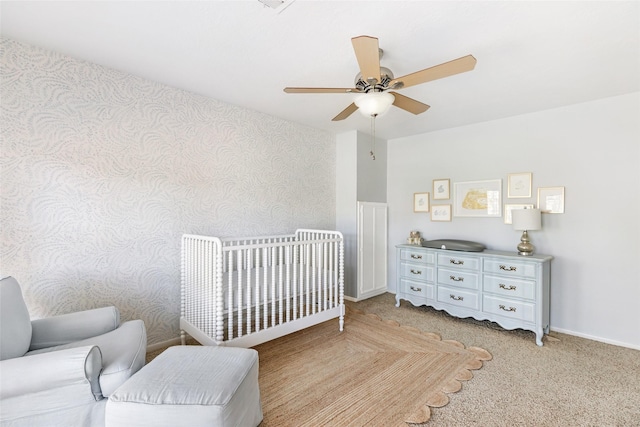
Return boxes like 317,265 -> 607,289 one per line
437,253 -> 480,271
483,275 -> 536,301
437,268 -> 479,290
400,248 -> 435,265
399,279 -> 434,300
400,263 -> 434,282
483,295 -> 535,323
437,286 -> 480,310
484,259 -> 537,278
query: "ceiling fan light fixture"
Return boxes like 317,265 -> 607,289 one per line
354,91 -> 395,117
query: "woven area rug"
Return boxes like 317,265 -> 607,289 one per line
254,307 -> 492,426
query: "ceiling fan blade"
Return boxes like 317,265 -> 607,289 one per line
390,92 -> 430,115
390,55 -> 477,89
284,87 -> 358,93
351,35 -> 381,84
332,103 -> 359,121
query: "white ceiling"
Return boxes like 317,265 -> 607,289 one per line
1,1 -> 639,140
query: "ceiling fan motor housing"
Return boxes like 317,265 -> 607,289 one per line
355,66 -> 394,93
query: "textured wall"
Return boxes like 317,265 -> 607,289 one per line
0,38 -> 336,345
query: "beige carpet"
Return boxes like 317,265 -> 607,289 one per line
254,307 -> 491,426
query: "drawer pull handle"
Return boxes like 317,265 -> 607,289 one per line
410,286 -> 422,292
449,275 -> 464,282
499,265 -> 517,272
410,254 -> 423,260
499,284 -> 517,291
450,259 -> 464,265
449,294 -> 464,301
499,304 -> 516,312
410,269 -> 422,275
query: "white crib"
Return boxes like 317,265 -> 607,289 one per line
180,229 -> 345,348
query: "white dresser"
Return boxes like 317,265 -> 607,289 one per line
395,244 -> 552,346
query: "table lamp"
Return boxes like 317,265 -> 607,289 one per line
512,208 -> 541,256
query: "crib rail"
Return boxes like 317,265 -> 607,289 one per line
181,229 -> 344,347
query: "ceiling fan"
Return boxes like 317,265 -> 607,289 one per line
283,35 -> 477,121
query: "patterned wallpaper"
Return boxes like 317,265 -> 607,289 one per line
0,38 -> 336,345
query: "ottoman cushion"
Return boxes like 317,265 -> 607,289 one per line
106,346 -> 262,427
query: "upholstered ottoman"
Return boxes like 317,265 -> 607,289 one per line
105,346 -> 263,427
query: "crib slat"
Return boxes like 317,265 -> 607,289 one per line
246,248 -> 252,336
271,246 -> 276,327
252,249 -> 260,332
292,244 -> 298,321
276,246 -> 280,325
312,243 -> 317,314
263,247 -> 269,329
285,245 -> 291,323
227,251 -> 234,341
305,243 -> 310,317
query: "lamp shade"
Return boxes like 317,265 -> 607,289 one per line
355,92 -> 395,117
512,209 -> 542,231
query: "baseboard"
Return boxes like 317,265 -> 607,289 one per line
344,290 -> 387,303
147,337 -> 181,353
550,327 -> 640,351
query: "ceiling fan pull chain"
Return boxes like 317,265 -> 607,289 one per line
370,114 -> 376,160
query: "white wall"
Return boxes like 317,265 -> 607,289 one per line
336,131 -> 358,297
0,38 -> 336,346
387,92 -> 640,349
336,131 -> 387,298
356,132 -> 387,203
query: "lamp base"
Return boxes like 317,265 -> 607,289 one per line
517,230 -> 535,256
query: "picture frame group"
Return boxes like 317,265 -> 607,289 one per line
412,174 -> 565,222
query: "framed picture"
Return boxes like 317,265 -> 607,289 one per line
432,179 -> 450,200
453,179 -> 502,217
504,203 -> 535,224
538,187 -> 565,213
507,172 -> 532,198
413,192 -> 430,213
431,204 -> 452,222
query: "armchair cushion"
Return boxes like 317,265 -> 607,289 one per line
30,306 -> 120,351
27,319 -> 147,396
0,346 -> 103,424
0,277 -> 32,360
0,345 -> 103,400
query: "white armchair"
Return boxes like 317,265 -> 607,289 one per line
0,276 -> 147,427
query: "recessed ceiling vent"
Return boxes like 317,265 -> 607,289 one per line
258,0 -> 282,8
258,0 -> 296,13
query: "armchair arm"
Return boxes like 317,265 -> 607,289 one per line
0,345 -> 103,404
30,306 -> 120,350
